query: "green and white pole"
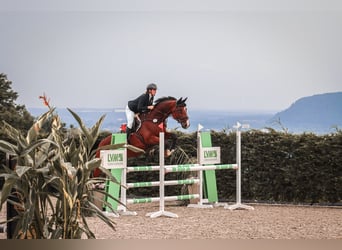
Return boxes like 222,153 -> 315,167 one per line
127,194 -> 200,205
127,179 -> 200,189
127,165 -> 160,172
166,164 -> 237,172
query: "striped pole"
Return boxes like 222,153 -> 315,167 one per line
127,165 -> 160,172
127,194 -> 200,205
127,163 -> 237,174
127,163 -> 203,173
166,164 -> 237,173
127,178 -> 200,189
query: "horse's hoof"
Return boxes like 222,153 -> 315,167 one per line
165,149 -> 174,157
165,149 -> 171,157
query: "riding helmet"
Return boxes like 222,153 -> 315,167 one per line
146,83 -> 157,90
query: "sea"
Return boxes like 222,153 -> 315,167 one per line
27,107 -> 277,133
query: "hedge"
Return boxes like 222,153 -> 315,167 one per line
126,130 -> 342,205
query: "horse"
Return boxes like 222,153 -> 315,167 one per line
95,96 -> 190,163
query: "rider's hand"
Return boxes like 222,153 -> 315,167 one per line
148,105 -> 154,110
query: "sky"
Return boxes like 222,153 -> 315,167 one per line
1,0 -> 342,112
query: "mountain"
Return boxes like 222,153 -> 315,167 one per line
270,92 -> 342,134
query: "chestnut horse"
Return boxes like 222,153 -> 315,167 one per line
96,96 -> 190,160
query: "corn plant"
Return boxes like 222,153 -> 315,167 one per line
0,106 -> 123,239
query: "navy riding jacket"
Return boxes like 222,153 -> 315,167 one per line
128,93 -> 154,113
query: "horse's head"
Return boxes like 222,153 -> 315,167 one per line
172,97 -> 190,129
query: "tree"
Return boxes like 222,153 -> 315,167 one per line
0,73 -> 34,188
0,73 -> 34,134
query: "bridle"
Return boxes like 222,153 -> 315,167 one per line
172,105 -> 189,125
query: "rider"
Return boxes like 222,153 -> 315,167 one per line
125,83 -> 157,140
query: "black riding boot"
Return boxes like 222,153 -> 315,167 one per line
126,127 -> 132,142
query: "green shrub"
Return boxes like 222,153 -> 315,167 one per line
124,129 -> 342,205
0,108 -> 121,239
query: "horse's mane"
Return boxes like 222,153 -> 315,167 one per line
154,96 -> 177,106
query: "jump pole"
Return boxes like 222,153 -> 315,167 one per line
146,132 -> 178,218
225,125 -> 254,210
127,178 -> 200,188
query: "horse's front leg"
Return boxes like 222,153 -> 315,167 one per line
164,131 -> 177,157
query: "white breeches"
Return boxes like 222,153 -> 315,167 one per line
125,105 -> 135,129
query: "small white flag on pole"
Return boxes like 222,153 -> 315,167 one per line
233,122 -> 241,129
197,123 -> 204,131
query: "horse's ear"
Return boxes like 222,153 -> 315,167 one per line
177,97 -> 187,106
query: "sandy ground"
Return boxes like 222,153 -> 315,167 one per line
1,201 -> 341,239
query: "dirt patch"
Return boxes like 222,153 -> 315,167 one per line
1,201 -> 341,239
